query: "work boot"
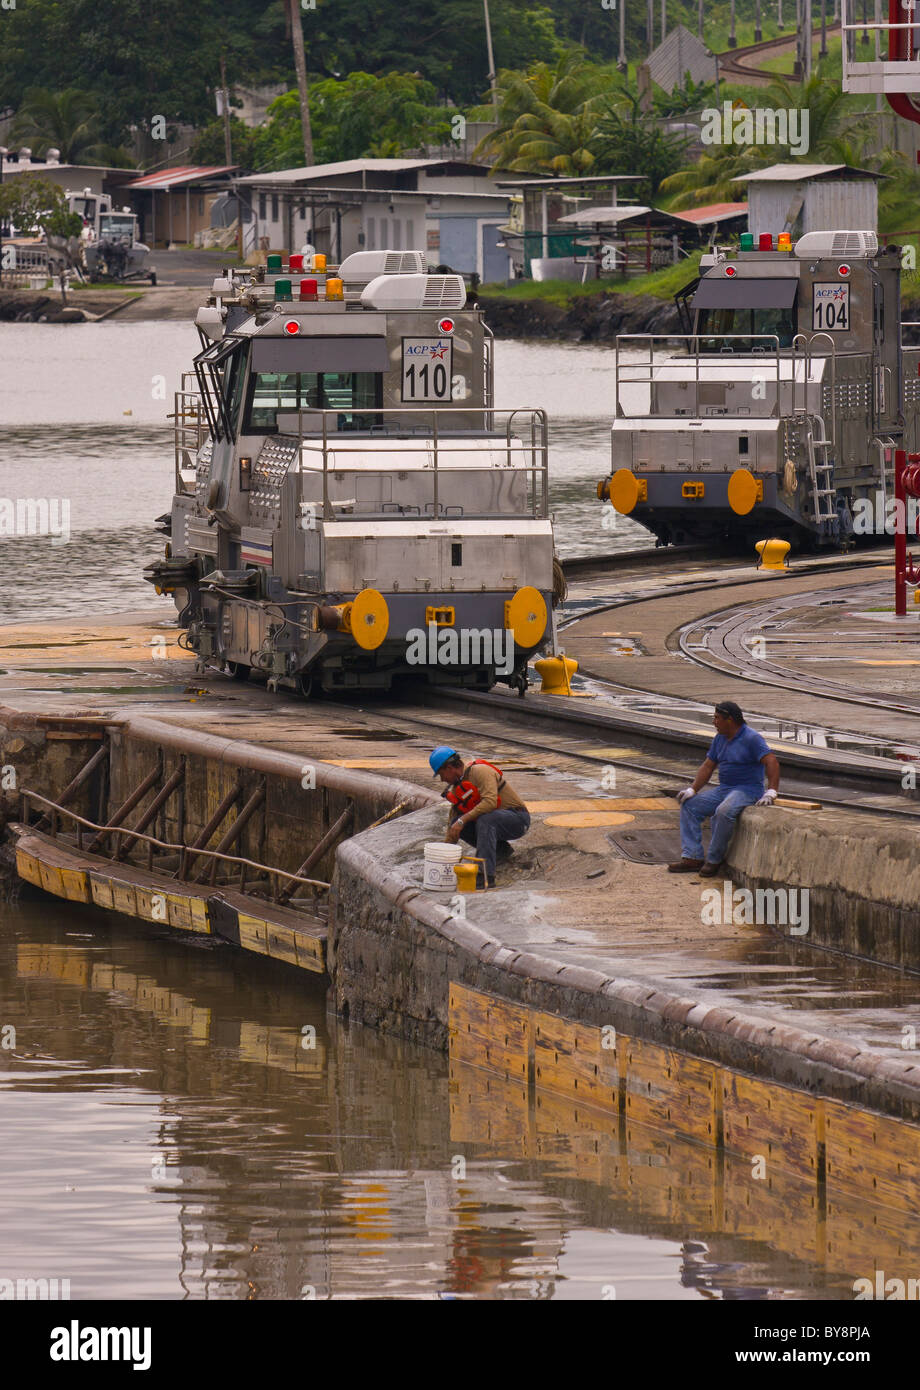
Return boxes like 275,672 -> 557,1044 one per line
496,842 -> 514,862
475,870 -> 496,890
667,858 -> 704,873
699,861 -> 723,877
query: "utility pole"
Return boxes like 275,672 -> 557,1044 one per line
219,53 -> 232,165
729,0 -> 737,47
661,0 -> 667,45
820,0 -> 827,55
483,0 -> 498,112
755,0 -> 762,41
698,0 -> 704,39
618,0 -> 628,71
287,0 -> 314,165
647,0 -> 654,55
804,0 -> 812,74
778,0 -> 784,30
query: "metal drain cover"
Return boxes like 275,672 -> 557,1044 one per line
607,829 -> 682,864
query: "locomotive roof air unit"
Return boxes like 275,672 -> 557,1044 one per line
339,250 -> 426,286
360,273 -> 466,310
794,230 -> 878,258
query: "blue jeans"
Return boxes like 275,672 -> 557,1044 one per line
680,785 -> 759,864
460,807 -> 531,880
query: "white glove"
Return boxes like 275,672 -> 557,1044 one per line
676,787 -> 696,805
756,789 -> 778,806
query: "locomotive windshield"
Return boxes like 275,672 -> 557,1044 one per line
244,371 -> 381,433
695,305 -> 797,350
692,275 -> 798,351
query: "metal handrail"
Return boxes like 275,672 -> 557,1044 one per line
615,333 -> 782,419
19,789 -> 330,894
295,405 -> 550,522
792,332 -> 837,445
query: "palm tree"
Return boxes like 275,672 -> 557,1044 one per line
10,89 -> 102,163
473,49 -> 612,173
758,72 -> 851,159
658,142 -> 762,209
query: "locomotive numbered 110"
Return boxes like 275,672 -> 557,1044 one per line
146,250 -> 558,696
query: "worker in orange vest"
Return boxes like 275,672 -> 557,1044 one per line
429,746 -> 530,890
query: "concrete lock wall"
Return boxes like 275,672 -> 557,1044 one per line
726,805 -> 920,971
329,807 -> 920,1123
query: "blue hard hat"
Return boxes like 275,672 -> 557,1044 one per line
429,745 -> 457,776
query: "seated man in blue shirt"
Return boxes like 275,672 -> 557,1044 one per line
668,700 -> 780,877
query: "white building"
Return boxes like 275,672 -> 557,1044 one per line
235,157 -> 512,280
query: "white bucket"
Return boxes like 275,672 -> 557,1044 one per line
423,841 -> 463,890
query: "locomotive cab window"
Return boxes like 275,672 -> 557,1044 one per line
695,305 -> 797,350
244,371 -> 382,433
692,277 -> 798,351
245,335 -> 389,433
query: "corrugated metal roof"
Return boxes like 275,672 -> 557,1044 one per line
557,205 -> 695,227
732,163 -> 881,183
494,174 -> 643,188
236,157 -> 465,186
679,200 -> 748,223
646,25 -> 716,93
124,165 -> 237,190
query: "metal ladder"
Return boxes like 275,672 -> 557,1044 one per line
805,416 -> 838,532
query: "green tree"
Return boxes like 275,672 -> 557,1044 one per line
11,88 -> 106,164
252,72 -> 457,171
473,49 -> 612,173
594,94 -> 691,196
0,177 -> 82,236
191,115 -> 260,169
657,141 -> 761,209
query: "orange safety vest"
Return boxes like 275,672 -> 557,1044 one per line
445,759 -> 504,816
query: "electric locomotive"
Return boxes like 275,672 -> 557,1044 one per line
146,250 -> 557,696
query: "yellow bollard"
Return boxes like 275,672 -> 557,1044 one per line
534,654 -> 578,694
755,538 -> 791,572
453,859 -> 483,893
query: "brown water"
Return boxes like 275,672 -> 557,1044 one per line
0,892 -> 862,1301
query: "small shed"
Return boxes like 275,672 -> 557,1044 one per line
731,163 -> 882,241
122,165 -> 238,248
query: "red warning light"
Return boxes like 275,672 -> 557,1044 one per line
724,265 -> 737,277
284,319 -> 300,335
438,317 -> 455,333
838,263 -> 850,277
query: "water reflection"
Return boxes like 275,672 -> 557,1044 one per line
0,896 -> 891,1300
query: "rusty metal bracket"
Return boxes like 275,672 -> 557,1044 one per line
86,758 -> 163,855
277,800 -> 354,904
34,742 -> 109,833
195,779 -> 266,886
114,762 -> 186,862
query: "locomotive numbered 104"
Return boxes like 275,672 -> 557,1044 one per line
146,249 -> 558,697
598,230 -> 920,547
